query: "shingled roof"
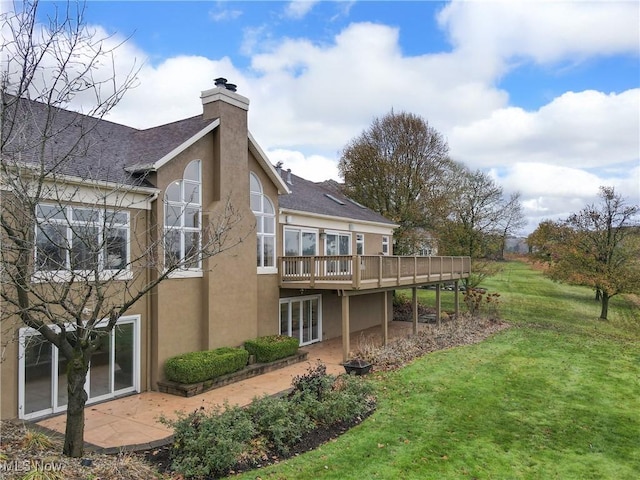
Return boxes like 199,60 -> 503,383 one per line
278,170 -> 396,226
1,96 -> 215,187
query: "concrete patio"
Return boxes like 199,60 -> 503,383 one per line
34,321 -> 428,453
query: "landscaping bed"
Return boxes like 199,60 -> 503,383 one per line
157,350 -> 308,397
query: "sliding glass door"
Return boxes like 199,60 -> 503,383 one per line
19,316 -> 139,419
279,296 -> 321,346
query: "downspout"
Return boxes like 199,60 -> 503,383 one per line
145,191 -> 159,391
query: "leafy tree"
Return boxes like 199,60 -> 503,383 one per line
338,110 -> 454,254
1,1 -> 244,457
547,187 -> 639,320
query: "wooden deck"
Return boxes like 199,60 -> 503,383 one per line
279,255 -> 471,290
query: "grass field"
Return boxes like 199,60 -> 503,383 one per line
235,260 -> 640,479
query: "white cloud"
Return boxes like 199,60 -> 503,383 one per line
449,89 -> 640,169
438,0 -> 639,66
266,149 -> 340,182
284,1 -> 320,20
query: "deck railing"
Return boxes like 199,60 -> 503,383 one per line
279,255 -> 471,290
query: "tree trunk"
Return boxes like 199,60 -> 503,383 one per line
63,353 -> 90,457
595,288 -> 601,301
599,293 -> 610,320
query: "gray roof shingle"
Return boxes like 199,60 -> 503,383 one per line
278,171 -> 396,226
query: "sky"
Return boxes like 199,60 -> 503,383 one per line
11,0 -> 640,233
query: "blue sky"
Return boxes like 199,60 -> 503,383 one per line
24,1 -> 640,232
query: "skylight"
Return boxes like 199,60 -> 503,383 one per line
324,193 -> 345,205
347,197 -> 366,208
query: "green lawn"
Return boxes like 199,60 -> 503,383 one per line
235,261 -> 640,480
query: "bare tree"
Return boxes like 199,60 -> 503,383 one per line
496,192 -> 527,260
1,1 -> 244,457
338,110 -> 455,254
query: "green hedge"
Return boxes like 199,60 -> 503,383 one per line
164,347 -> 249,384
244,335 -> 299,363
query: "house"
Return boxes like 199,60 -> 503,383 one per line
0,79 -> 470,421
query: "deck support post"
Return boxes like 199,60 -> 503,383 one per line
341,295 -> 350,362
454,280 -> 460,318
382,291 -> 388,346
412,287 -> 418,335
435,284 -> 441,327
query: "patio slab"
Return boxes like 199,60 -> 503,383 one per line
34,321 -> 426,452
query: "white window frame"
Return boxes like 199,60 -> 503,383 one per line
356,233 -> 365,255
382,236 -> 390,255
164,160 -> 202,277
34,204 -> 131,281
279,295 -> 322,346
17,315 -> 140,420
250,172 -> 277,274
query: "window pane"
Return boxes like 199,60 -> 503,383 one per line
302,232 -> 316,255
184,207 -> 200,228
291,301 -> 301,342
36,205 -> 65,220
89,328 -> 111,398
24,335 -> 52,415
264,216 -> 275,234
36,224 -> 67,270
165,204 -> 181,228
184,232 -> 200,268
256,237 -> 262,266
285,230 -> 300,256
71,226 -> 99,270
165,182 -> 181,202
105,211 -> 128,225
279,303 -> 289,336
115,323 -> 134,391
263,236 -> 275,267
56,331 -> 77,408
339,235 -> 350,255
250,173 -> 261,193
105,228 -> 127,269
263,197 -> 274,215
311,298 -> 319,341
164,229 -> 181,266
250,193 -> 261,212
184,182 -> 200,204
72,208 -> 98,223
184,160 -> 200,181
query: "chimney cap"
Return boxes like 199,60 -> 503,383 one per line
214,77 -> 228,87
225,83 -> 237,92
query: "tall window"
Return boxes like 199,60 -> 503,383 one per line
250,172 -> 275,270
356,233 -> 364,255
35,204 -> 129,273
382,236 -> 390,255
165,160 -> 201,270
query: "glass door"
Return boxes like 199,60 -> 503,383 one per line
279,296 -> 321,346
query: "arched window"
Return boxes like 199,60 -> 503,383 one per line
250,172 -> 275,270
165,160 -> 201,270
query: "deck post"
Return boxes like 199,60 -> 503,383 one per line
454,280 -> 460,318
382,291 -> 388,346
412,287 -> 418,335
342,295 -> 350,362
435,284 -> 441,327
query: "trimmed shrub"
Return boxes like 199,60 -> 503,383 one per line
246,394 -> 314,455
164,347 -> 249,384
244,335 -> 299,363
160,403 -> 255,478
